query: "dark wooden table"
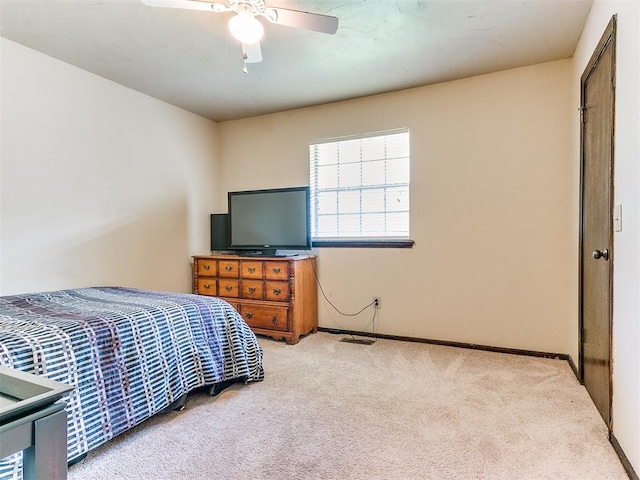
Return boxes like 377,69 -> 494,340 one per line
0,400 -> 68,480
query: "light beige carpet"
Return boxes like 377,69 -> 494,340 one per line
68,332 -> 628,480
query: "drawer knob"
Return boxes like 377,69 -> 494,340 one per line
248,287 -> 257,294
272,267 -> 281,274
225,266 -> 233,272
248,267 -> 256,273
272,316 -> 279,325
203,265 -> 210,271
272,289 -> 281,296
225,286 -> 233,292
204,284 -> 211,290
246,312 -> 254,319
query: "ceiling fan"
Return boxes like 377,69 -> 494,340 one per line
140,0 -> 339,72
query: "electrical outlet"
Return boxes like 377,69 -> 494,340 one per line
373,297 -> 381,310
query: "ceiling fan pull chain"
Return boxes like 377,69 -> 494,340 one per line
242,52 -> 248,74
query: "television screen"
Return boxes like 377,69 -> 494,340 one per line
228,186 -> 311,255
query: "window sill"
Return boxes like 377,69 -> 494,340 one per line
312,239 -> 415,249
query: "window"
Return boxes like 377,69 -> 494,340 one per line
309,128 -> 412,247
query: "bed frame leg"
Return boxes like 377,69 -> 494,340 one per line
165,394 -> 188,412
209,379 -> 236,396
209,376 -> 249,396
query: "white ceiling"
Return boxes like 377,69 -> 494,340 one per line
0,0 -> 593,122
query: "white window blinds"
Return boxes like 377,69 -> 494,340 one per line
309,129 -> 410,240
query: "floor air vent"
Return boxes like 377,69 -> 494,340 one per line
340,337 -> 376,345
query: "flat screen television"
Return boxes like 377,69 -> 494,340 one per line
228,186 -> 311,256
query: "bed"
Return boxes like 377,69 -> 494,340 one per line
0,286 -> 264,480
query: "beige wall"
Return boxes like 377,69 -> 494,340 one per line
219,59 -> 576,355
0,38 -> 220,295
572,0 -> 640,471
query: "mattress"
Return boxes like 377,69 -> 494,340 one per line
0,287 -> 264,479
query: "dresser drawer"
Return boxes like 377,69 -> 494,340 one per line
197,278 -> 217,296
218,279 -> 240,297
265,262 -> 289,280
265,281 -> 290,302
218,260 -> 239,278
197,259 -> 217,276
240,304 -> 288,332
242,280 -> 264,300
241,261 -> 263,279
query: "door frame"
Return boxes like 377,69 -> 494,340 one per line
578,15 -> 616,427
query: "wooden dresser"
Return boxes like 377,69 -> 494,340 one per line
192,254 -> 317,345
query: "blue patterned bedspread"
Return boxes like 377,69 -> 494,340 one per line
0,287 -> 264,480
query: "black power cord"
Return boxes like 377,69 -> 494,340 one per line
305,250 -> 378,343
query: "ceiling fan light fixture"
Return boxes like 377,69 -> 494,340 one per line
228,11 -> 264,44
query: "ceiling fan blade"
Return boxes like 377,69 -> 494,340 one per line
263,7 -> 338,34
242,42 -> 263,63
140,0 -> 230,13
